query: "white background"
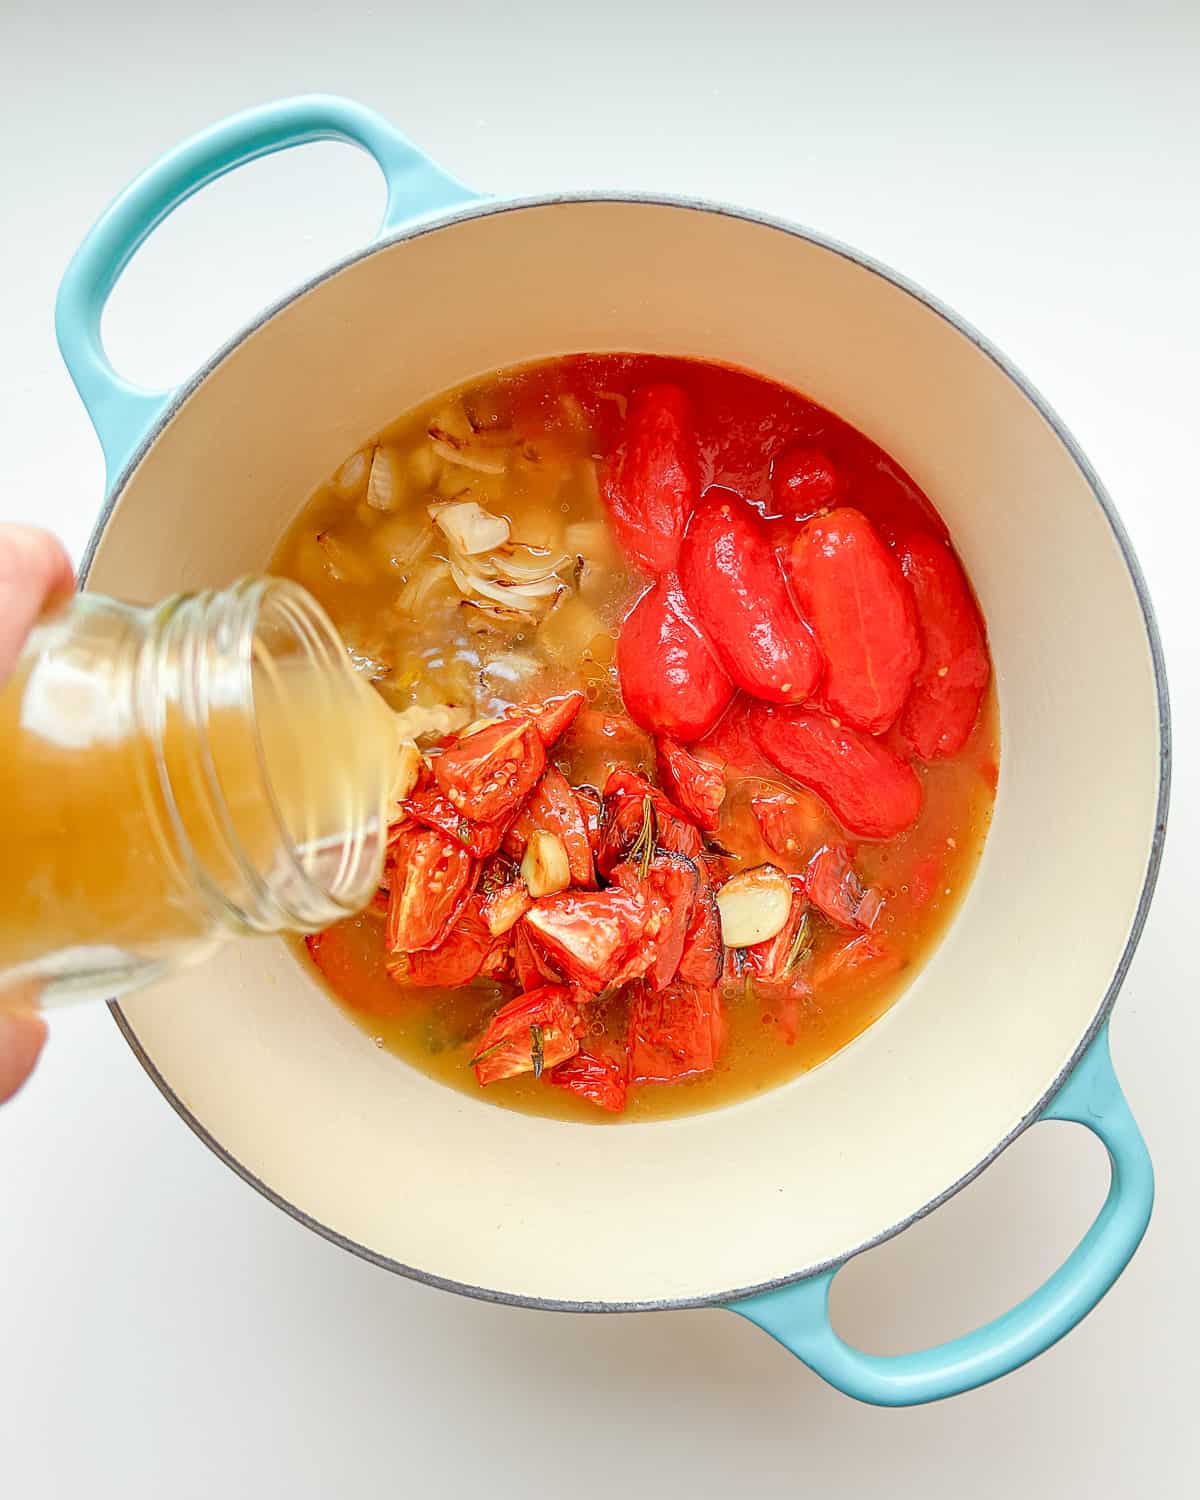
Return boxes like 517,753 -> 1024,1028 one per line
1,2 -> 1196,1494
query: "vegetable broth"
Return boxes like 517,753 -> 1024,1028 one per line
272,354 -> 998,1121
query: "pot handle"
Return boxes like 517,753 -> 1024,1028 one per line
55,94 -> 477,482
730,1023 -> 1152,1406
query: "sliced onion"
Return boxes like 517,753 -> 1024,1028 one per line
491,543 -> 571,582
332,449 -> 369,501
392,703 -> 471,743
460,599 -> 533,631
367,446 -> 403,511
430,437 -> 507,475
429,500 -> 510,555
450,559 -> 563,607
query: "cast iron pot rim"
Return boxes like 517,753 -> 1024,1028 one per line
78,190 -> 1171,1314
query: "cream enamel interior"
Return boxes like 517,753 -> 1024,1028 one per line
86,201 -> 1162,1307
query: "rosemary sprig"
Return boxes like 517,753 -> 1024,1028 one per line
630,795 -> 657,878
530,1023 -> 546,1079
784,910 -> 814,973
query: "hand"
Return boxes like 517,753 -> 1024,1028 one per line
0,525 -> 74,1103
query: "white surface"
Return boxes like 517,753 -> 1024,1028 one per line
0,0 -> 1195,1493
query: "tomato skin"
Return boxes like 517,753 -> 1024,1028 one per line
770,443 -> 841,519
523,888 -> 647,991
897,531 -> 991,760
471,986 -> 582,1086
679,489 -> 821,704
599,383 -> 699,574
804,844 -> 879,931
751,787 -> 832,866
655,737 -> 726,831
788,507 -> 921,734
504,767 -> 595,887
386,828 -> 477,952
549,1044 -> 629,1112
749,704 -> 923,839
508,690 -> 586,750
433,717 -> 545,824
676,878 -> 723,987
616,574 -> 734,741
628,981 -> 724,1084
811,934 -> 903,992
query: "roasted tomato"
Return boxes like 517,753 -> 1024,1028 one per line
480,877 -> 532,937
744,876 -> 810,981
562,710 -> 654,782
679,488 -> 821,704
599,382 -> 699,574
471,986 -> 583,1086
897,531 -> 991,760
504,767 -> 595,887
549,1042 -> 629,1113
811,935 -> 903,992
522,888 -> 647,991
508,690 -> 586,750
401,894 -> 495,987
616,574 -> 735,741
403,770 -> 510,859
628,981 -> 724,1084
749,704 -> 923,839
805,844 -> 881,931
693,696 -> 777,777
573,785 -> 604,859
596,768 -> 703,878
770,443 -> 841,519
432,717 -> 545,824
676,877 -> 723,987
788,507 -> 921,734
610,852 -> 700,990
513,922 -> 563,990
386,828 -> 476,952
751,787 -> 832,865
655,737 -> 726,831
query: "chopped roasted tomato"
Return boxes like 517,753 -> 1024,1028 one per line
693,696 -> 777,777
770,443 -> 841,519
596,768 -> 703,877
509,690 -> 586,750
897,531 -> 991,760
616,573 -> 735,741
610,851 -> 700,990
549,1043 -> 629,1113
471,986 -> 583,1086
656,737 -> 726,831
749,704 -> 923,840
805,844 -> 880,931
480,877 -> 532,937
811,935 -> 903,992
513,922 -> 563,990
628,981 -> 724,1084
745,876 -> 810,981
788,507 -> 921,734
573,784 -> 604,859
522,888 -> 647,991
599,382 -> 699,574
432,717 -> 545,824
676,877 -> 723,987
403,769 -> 510,859
386,828 -> 476,952
750,787 -> 832,865
504,767 -> 595,886
399,893 -> 496,987
679,488 -> 821,704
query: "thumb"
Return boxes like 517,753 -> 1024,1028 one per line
0,1007 -> 48,1105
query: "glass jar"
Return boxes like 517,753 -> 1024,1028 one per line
0,576 -> 396,1008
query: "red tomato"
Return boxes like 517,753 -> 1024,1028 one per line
628,981 -> 724,1084
745,875 -> 809,981
471,986 -> 582,1086
616,574 -> 735,741
679,489 -> 821,704
504,767 -> 595,887
403,770 -> 509,859
811,935 -> 903,992
805,845 -> 879,931
599,383 -> 699,574
751,787 -> 832,865
655,737 -> 726,831
549,1043 -> 629,1113
693,696 -> 777,776
609,852 -> 700,990
596,768 -> 703,878
677,879 -> 723,987
480,877 -> 532,937
432,717 -> 545,824
788,507 -> 921,734
749,704 -> 923,839
770,443 -> 841,519
522,888 -> 647,991
897,531 -> 991,760
402,894 -> 495,987
386,828 -> 477,952
508,690 -> 585,749
573,785 -> 604,859
513,923 -> 563,990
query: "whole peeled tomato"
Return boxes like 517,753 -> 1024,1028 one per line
788,507 -> 921,734
679,488 -> 821,704
599,383 -> 699,576
616,574 -> 735,741
749,703 -> 922,840
770,443 -> 841,519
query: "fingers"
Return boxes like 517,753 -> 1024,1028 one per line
0,525 -> 74,684
0,1008 -> 48,1105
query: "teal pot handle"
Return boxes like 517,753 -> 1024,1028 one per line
731,1023 -> 1152,1406
55,94 -> 477,483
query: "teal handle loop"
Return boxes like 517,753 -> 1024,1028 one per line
731,1023 -> 1152,1406
55,94 -> 477,482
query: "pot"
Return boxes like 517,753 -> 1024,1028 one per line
55,96 -> 1168,1406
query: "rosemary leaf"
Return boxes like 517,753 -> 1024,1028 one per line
530,1023 -> 545,1079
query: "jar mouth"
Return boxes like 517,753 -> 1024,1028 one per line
140,577 -> 389,939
